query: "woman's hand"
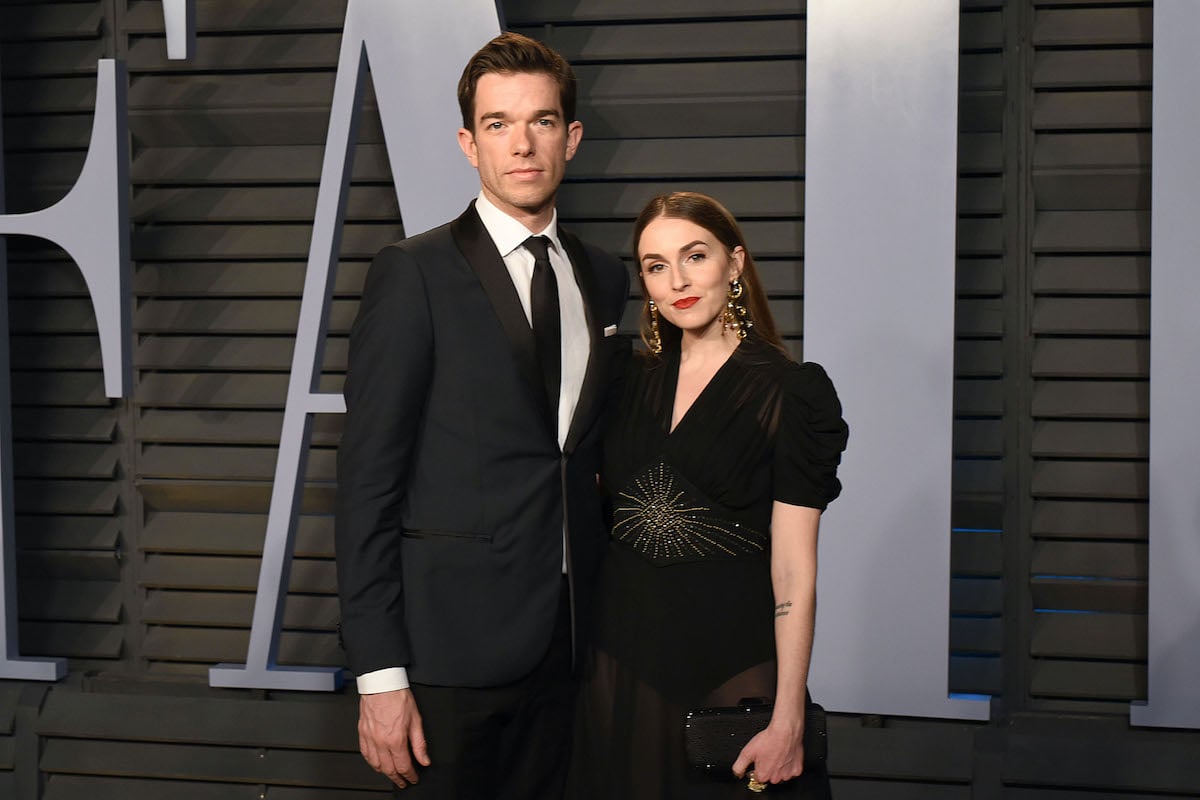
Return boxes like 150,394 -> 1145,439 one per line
731,717 -> 806,785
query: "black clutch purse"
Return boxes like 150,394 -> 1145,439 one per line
683,701 -> 827,776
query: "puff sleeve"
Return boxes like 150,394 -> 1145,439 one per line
772,361 -> 849,510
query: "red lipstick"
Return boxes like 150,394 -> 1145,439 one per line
672,297 -> 700,309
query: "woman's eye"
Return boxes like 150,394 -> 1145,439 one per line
686,252 -> 706,263
645,263 -> 665,273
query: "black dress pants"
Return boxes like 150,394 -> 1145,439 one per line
399,583 -> 574,800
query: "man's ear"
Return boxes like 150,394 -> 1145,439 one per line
458,128 -> 479,167
564,120 -> 583,162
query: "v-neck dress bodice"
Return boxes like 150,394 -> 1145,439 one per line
571,331 -> 849,800
604,333 -> 847,567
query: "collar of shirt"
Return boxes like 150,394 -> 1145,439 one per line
474,191 -> 563,258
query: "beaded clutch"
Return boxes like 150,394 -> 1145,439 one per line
683,701 -> 827,776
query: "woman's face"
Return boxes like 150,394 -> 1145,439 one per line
638,216 -> 745,339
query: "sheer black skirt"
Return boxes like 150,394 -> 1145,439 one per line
568,544 -> 832,800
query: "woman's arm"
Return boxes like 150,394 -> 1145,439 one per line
732,500 -> 822,785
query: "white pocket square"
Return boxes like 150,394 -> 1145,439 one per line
603,325 -> 618,337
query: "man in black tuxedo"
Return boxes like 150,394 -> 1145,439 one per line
335,32 -> 629,799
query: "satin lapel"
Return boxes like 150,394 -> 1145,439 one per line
560,226 -> 605,454
451,202 -> 555,426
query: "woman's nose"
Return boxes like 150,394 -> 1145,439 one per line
669,265 -> 688,290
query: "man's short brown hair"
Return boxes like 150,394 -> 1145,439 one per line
457,32 -> 577,130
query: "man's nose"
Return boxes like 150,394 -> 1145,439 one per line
511,125 -> 534,155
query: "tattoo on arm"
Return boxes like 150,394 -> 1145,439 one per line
775,601 -> 793,618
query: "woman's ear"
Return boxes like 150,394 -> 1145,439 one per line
730,246 -> 746,279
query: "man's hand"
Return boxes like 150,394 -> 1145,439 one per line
358,689 -> 430,789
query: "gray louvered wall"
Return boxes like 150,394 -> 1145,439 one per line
3,0 -> 132,684
1025,1 -> 1151,715
1,0 -> 1198,798
950,0 -> 1007,700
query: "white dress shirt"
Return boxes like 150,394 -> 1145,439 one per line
356,193 -> 590,695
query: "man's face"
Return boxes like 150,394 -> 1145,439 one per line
457,71 -> 583,228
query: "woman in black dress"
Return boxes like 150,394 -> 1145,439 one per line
573,192 -> 848,799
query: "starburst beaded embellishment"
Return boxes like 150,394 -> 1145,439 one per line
612,462 -> 767,564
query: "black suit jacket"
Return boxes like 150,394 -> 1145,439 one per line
335,202 -> 629,687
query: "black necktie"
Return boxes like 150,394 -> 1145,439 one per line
525,235 -> 561,422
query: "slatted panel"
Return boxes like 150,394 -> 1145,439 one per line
538,6 -> 808,340
1007,792 -> 1200,800
829,721 -> 974,781
0,0 -> 130,678
949,0 -> 1006,698
829,783 -> 970,800
118,0 -> 372,677
1002,717 -> 1200,795
6,3 -> 1200,800
36,690 -> 389,797
0,686 -> 17,796
1027,0 -> 1151,713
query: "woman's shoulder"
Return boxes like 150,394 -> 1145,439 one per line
781,361 -> 842,421
734,337 -> 844,420
786,359 -> 837,393
736,335 -> 831,385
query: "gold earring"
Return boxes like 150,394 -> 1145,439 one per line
648,299 -> 663,355
722,278 -> 752,340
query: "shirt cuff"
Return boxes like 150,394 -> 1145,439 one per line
355,667 -> 410,694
